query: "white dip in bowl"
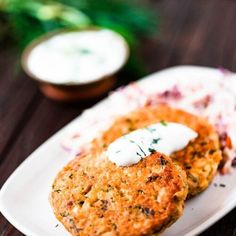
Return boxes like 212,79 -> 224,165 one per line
25,29 -> 129,85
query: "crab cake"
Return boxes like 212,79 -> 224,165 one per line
91,105 -> 222,198
50,152 -> 188,236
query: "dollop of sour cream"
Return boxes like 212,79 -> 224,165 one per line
106,122 -> 198,167
27,29 -> 128,84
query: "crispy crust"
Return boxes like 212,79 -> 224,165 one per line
50,152 -> 188,236
91,105 -> 222,197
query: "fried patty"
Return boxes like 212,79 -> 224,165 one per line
91,105 -> 222,198
50,152 -> 188,236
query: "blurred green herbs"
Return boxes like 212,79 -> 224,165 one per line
0,0 -> 158,76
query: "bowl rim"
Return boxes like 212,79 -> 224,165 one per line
21,27 -> 130,87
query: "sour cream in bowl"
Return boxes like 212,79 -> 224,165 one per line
22,28 -> 129,101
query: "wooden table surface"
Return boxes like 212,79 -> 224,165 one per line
1,0 -> 236,235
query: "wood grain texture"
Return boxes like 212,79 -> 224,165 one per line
1,0 -> 236,235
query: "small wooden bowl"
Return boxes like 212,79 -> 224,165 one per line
21,29 -> 129,102
38,75 -> 116,102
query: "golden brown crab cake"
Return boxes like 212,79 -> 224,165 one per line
91,105 -> 222,198
50,152 -> 188,236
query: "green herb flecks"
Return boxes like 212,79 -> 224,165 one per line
78,48 -> 92,55
152,138 -> 161,144
136,152 -> 143,158
148,147 -> 156,154
129,139 -> 146,157
160,120 -> 168,126
136,143 -> 146,157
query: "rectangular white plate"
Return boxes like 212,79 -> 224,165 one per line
1,66 -> 236,236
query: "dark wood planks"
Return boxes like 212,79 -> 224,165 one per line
1,0 -> 236,235
0,50 -> 41,164
0,97 -> 100,185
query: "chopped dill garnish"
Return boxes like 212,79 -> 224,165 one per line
129,139 -> 146,156
148,147 -> 156,154
136,143 -> 146,156
136,152 -> 142,158
160,120 -> 168,126
152,138 -> 161,144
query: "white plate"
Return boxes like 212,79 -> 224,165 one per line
1,66 -> 236,236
